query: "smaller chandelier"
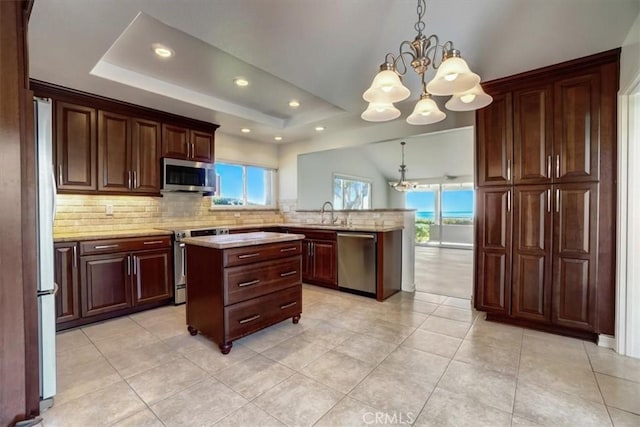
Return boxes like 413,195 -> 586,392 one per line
362,0 -> 492,125
390,142 -> 418,192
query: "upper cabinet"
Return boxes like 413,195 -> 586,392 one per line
162,124 -> 214,163
33,80 -> 219,196
476,93 -> 513,186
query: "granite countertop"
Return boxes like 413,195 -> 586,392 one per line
182,232 -> 305,249
281,224 -> 403,232
53,228 -> 173,243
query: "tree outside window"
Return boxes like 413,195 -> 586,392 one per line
333,174 -> 371,210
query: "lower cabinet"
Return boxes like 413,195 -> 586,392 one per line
298,229 -> 337,288
55,236 -> 173,330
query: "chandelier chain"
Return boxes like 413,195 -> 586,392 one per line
414,0 -> 426,36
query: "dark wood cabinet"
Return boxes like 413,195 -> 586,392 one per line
98,112 -> 161,194
476,93 -> 512,186
310,240 -> 337,286
474,49 -> 619,339
54,243 -> 80,323
132,249 -> 172,305
475,187 -> 512,314
162,124 -> 214,162
55,101 -> 96,191
80,253 -> 132,317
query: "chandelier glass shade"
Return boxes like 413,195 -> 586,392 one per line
362,0 -> 491,125
389,141 -> 418,192
361,102 -> 401,121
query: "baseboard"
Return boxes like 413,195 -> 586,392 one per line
598,334 -> 616,350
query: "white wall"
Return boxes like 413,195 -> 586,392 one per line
215,132 -> 279,169
297,149 -> 389,209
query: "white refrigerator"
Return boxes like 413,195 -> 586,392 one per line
34,97 -> 56,410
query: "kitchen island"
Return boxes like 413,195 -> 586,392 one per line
183,232 -> 305,354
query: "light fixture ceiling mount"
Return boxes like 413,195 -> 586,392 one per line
389,142 -> 418,192
362,0 -> 492,125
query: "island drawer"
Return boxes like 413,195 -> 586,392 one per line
80,236 -> 171,255
223,241 -> 302,267
225,285 -> 301,341
224,256 -> 301,305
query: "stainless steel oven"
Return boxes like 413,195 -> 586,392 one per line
172,227 -> 229,304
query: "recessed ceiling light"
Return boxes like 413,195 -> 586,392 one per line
274,136 -> 283,141
315,126 -> 325,132
289,100 -> 300,108
152,44 -> 174,58
241,128 -> 251,133
234,78 -> 249,87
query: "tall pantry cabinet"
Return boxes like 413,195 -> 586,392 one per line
474,49 -> 619,339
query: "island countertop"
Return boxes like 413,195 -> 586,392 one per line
182,231 -> 305,249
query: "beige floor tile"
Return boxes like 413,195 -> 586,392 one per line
514,381 -> 611,426
522,328 -> 588,349
105,340 -> 181,378
379,346 -> 450,385
442,296 -> 472,310
414,387 -> 511,427
234,324 -> 298,353
438,360 -> 516,413
111,408 -> 163,427
401,329 -> 462,358
215,403 -> 285,427
432,305 -> 475,323
297,322 -> 356,348
349,366 -> 435,416
420,315 -> 471,338
587,345 -> 640,384
596,373 -> 640,415
141,317 -> 188,340
55,356 -> 121,406
521,334 -> 591,370
262,335 -> 332,370
55,329 -> 91,353
413,292 -> 448,304
608,406 -> 640,426
468,318 -> 524,345
56,343 -> 102,369
363,319 -> 416,344
81,316 -> 143,341
314,396 -> 383,427
414,247 -> 473,299
151,378 -> 247,426
375,308 -> 428,327
396,299 -> 440,315
301,350 -> 376,393
41,381 -> 145,427
510,415 -> 542,426
126,358 -> 207,405
254,373 -> 344,426
453,340 -> 520,377
129,306 -> 182,327
183,342 -> 257,375
519,353 -> 602,403
214,354 -> 294,399
91,328 -> 161,356
162,332 -> 220,354
332,334 -> 398,365
303,302 -> 346,320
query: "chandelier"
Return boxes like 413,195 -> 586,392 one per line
390,142 -> 418,192
361,0 -> 492,125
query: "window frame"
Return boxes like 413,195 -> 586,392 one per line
332,173 -> 373,210
211,160 -> 277,209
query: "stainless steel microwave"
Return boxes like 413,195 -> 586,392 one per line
161,157 -> 216,193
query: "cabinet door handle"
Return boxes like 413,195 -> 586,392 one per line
280,247 -> 297,252
191,143 -> 195,158
143,240 -> 164,245
127,171 -> 132,189
238,253 -> 260,259
180,243 -> 186,277
507,190 -> 511,212
238,279 -> 260,287
556,155 -> 560,178
133,256 -> 137,275
133,171 -> 137,189
127,255 -> 131,276
58,164 -> 63,185
95,244 -> 119,250
185,141 -> 190,158
312,242 -> 315,257
239,314 -> 261,324
507,159 -> 511,181
556,189 -> 560,213
547,155 -> 552,179
72,245 -> 77,268
280,270 -> 297,277
547,189 -> 551,213
280,301 -> 297,310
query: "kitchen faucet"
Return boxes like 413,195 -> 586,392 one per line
321,201 -> 338,224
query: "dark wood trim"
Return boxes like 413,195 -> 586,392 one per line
376,230 -> 402,301
483,48 -> 621,94
486,312 -> 598,342
30,79 -> 220,134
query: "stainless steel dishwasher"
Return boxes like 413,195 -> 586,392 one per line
337,232 -> 377,296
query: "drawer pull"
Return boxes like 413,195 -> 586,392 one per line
95,244 -> 118,250
280,301 -> 297,310
143,240 -> 164,245
238,253 -> 260,259
238,279 -> 260,287
280,247 -> 297,252
280,270 -> 297,277
239,314 -> 261,324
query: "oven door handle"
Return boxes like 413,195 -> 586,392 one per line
180,243 -> 186,277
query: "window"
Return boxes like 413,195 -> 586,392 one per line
212,162 -> 275,207
441,183 -> 474,225
333,174 -> 371,209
